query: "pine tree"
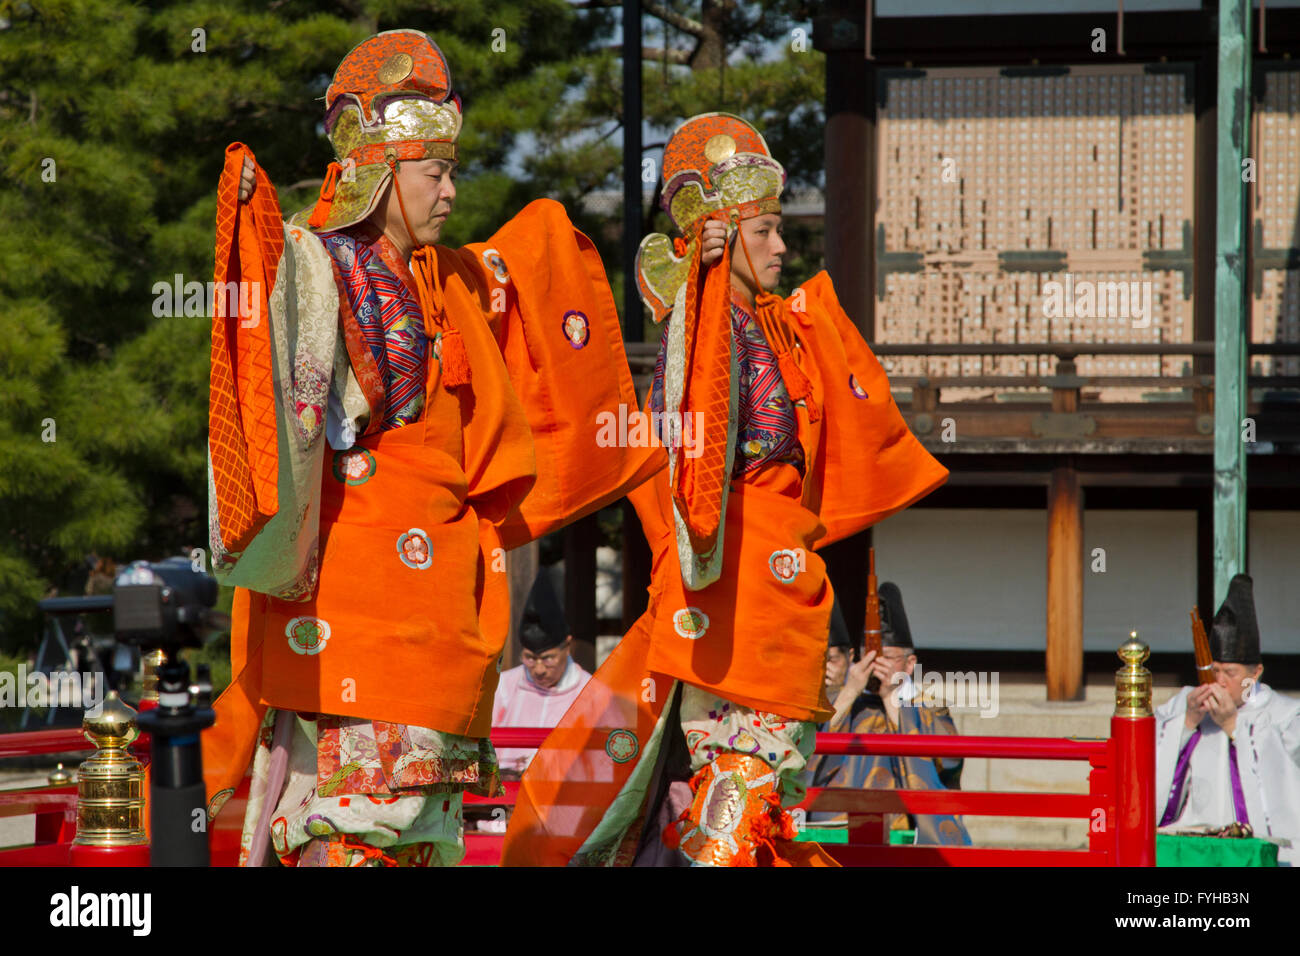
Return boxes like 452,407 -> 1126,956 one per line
0,0 -> 821,650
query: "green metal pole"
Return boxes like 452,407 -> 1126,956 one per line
1213,0 -> 1251,606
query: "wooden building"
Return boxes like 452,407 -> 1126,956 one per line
810,0 -> 1300,695
532,1 -> 1300,697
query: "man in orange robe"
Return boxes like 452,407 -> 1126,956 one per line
503,113 -> 948,866
202,29 -> 659,866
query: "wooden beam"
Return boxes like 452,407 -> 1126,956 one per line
1197,494 -> 1215,629
505,541 -> 539,671
822,529 -> 871,657
1046,463 -> 1084,701
1213,0 -> 1252,604
823,4 -> 874,337
1194,50 -> 1217,393
621,498 -> 651,631
563,513 -> 600,673
621,0 -> 643,341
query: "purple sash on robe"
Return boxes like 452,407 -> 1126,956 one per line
1227,739 -> 1250,825
1159,729 -> 1200,827
1159,726 -> 1251,827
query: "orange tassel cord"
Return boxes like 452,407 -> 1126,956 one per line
307,161 -> 343,229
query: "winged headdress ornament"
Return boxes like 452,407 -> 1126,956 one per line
293,29 -> 463,235
635,114 -> 817,589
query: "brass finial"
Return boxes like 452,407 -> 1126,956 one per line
140,648 -> 166,704
47,763 -> 72,786
73,691 -> 146,846
1114,632 -> 1153,719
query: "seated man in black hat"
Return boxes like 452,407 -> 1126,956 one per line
1156,574 -> 1300,865
492,567 -> 592,777
808,586 -> 971,846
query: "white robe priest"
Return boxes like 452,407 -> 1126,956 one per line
1155,682 -> 1300,866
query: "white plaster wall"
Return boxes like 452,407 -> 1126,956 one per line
869,508 -> 1236,653
1248,512 -> 1300,656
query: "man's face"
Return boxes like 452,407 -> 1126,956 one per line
880,647 -> 917,686
1212,661 -> 1263,708
730,214 -> 786,295
374,158 -> 457,250
825,646 -> 849,690
522,637 -> 572,689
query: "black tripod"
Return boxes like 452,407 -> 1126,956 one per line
135,650 -> 215,867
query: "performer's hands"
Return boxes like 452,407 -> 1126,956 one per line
878,661 -> 909,726
1184,685 -> 1212,730
1203,683 -> 1239,737
700,218 -> 726,266
845,649 -> 877,698
870,654 -> 898,692
238,155 -> 256,202
829,650 -> 878,730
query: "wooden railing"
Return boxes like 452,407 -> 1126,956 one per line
0,645 -> 1157,867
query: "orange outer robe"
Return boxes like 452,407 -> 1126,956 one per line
202,151 -> 662,811
502,271 -> 948,865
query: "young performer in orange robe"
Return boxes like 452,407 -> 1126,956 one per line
202,29 -> 659,866
503,113 -> 948,866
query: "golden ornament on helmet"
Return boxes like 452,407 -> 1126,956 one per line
704,134 -> 737,164
377,52 -> 415,85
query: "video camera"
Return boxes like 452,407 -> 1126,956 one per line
112,556 -> 220,649
112,557 -> 221,866
38,556 -> 224,864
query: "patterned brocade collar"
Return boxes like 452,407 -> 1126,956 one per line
346,222 -> 424,301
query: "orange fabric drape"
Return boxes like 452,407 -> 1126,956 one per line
670,217 -> 734,558
501,573 -> 667,867
204,193 -> 665,809
503,273 -> 948,867
461,199 -> 665,547
210,143 -> 284,553
796,271 -> 949,546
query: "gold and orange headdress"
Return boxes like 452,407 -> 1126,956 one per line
293,29 -> 472,388
636,112 -> 785,322
636,114 -> 816,590
294,29 -> 462,234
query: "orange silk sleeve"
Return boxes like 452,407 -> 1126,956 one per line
796,271 -> 949,547
210,143 -> 283,552
457,199 -> 665,548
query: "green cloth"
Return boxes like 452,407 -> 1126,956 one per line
797,827 -> 914,846
797,829 -> 1278,864
1157,833 -> 1278,867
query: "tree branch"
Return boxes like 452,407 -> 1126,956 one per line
606,45 -> 691,64
643,1 -> 704,36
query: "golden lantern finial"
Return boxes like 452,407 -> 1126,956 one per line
1114,632 -> 1153,719
72,691 -> 147,847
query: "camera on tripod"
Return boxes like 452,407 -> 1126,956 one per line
112,557 -> 222,866
113,556 -> 219,651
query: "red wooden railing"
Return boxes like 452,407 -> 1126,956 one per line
793,719 -> 1155,866
0,713 -> 1155,866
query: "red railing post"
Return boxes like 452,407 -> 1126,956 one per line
1112,635 -> 1156,866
